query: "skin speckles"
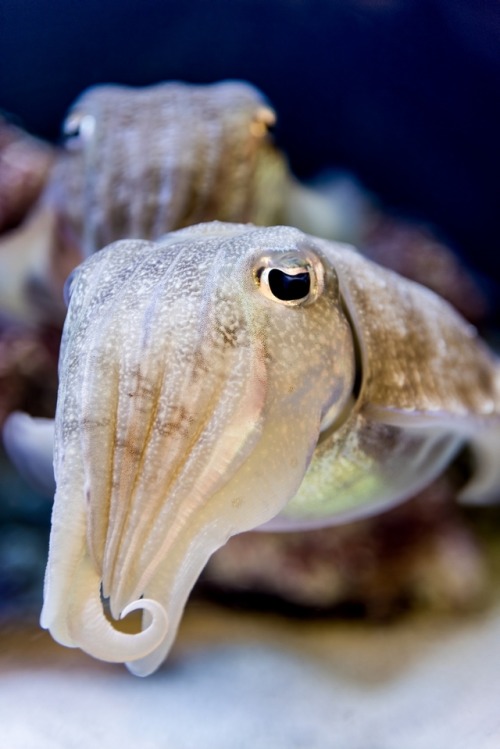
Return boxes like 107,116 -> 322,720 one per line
127,369 -> 158,402
215,322 -> 242,348
253,328 -> 273,365
80,417 -> 112,431
155,405 -> 192,439
125,369 -> 160,419
114,436 -> 144,461
41,222 -> 500,675
189,350 -> 210,382
211,292 -> 248,349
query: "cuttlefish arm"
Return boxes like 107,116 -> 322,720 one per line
40,223 -> 355,675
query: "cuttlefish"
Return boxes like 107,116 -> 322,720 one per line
27,221 -> 500,676
0,80 -> 339,326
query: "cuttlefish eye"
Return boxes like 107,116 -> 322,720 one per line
267,269 -> 310,301
62,112 -> 96,149
249,106 -> 277,138
255,253 -> 324,306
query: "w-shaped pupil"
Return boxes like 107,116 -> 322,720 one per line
268,269 -> 310,301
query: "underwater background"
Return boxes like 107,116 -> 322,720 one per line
0,0 -> 500,622
1,4 -> 500,746
1,0 -> 499,296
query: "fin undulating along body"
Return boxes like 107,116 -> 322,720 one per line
18,221 -> 499,675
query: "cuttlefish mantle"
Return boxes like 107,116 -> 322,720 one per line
29,222 -> 500,675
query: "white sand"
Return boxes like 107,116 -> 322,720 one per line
1,596 -> 500,749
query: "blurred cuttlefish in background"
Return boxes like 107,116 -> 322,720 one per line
0,78 -> 487,336
0,80 -> 346,327
8,221 -> 499,676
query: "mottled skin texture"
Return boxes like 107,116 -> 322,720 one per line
40,222 -> 500,675
50,81 -> 288,257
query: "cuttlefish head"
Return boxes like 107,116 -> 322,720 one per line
41,222 -> 355,675
47,81 -> 286,258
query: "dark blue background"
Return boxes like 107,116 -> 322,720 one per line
1,0 -> 499,294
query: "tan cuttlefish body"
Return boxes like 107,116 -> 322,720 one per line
13,222 -> 500,676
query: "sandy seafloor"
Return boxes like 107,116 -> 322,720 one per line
1,583 -> 500,749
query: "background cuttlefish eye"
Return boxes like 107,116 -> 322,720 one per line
249,105 -> 277,137
62,112 -> 96,147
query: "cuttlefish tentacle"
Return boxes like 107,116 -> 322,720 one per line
65,555 -> 168,663
38,424 -> 170,665
34,222 -> 500,674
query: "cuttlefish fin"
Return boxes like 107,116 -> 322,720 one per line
365,404 -> 500,504
457,428 -> 500,504
283,173 -> 372,244
2,412 -> 56,496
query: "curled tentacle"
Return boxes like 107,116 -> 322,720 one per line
64,555 -> 169,666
